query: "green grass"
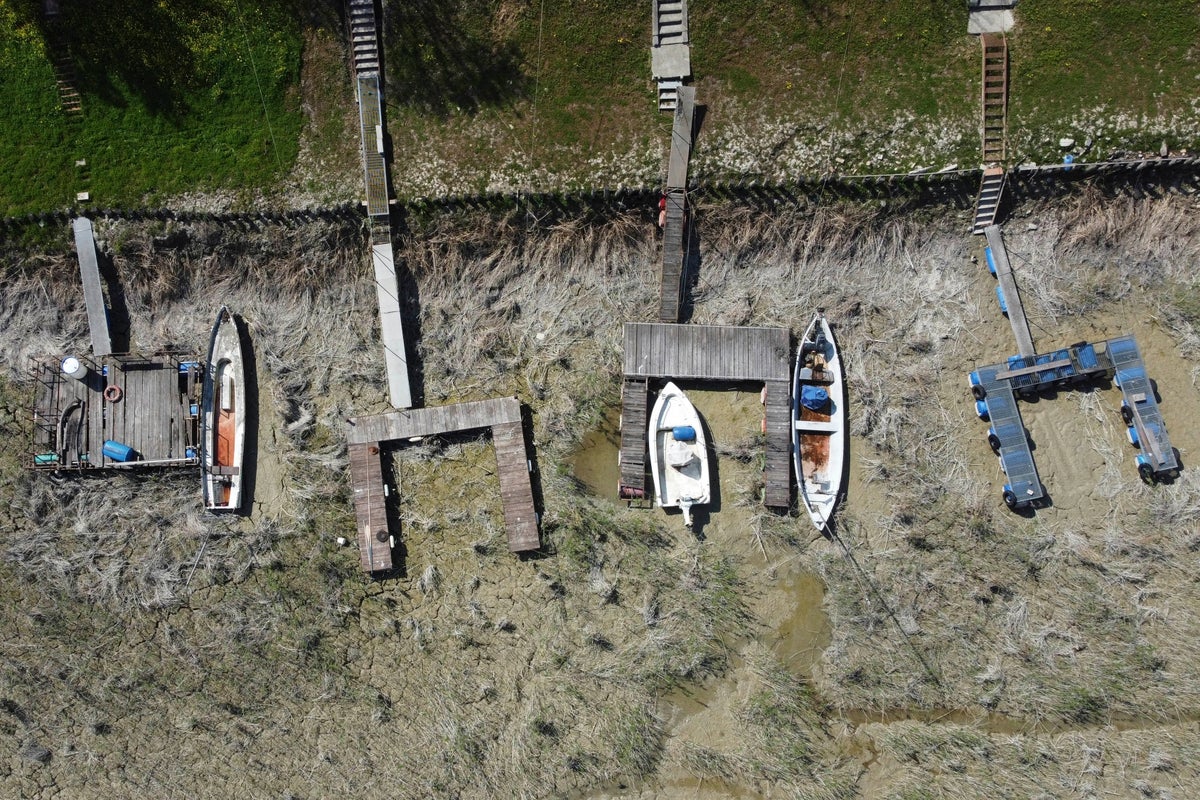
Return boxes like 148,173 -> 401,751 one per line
0,0 -> 304,215
1012,0 -> 1200,160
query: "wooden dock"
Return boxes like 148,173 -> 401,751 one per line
762,380 -> 791,508
345,397 -> 539,572
658,87 -> 695,323
72,218 -> 112,357
622,323 -> 793,509
348,441 -> 393,572
31,353 -> 201,470
618,378 -> 649,498
984,225 -> 1035,358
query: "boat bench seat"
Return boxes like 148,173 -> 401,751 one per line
794,419 -> 837,433
211,465 -> 241,476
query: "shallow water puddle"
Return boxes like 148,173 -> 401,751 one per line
570,406 -> 621,501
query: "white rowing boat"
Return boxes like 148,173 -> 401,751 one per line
201,306 -> 247,511
792,310 -> 845,531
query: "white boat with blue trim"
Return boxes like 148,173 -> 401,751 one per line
649,381 -> 710,528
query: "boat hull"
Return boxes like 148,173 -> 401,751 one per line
201,307 -> 247,511
648,382 -> 710,527
792,313 -> 845,531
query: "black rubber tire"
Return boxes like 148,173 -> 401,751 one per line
1138,463 -> 1156,485
988,433 -> 1001,454
1002,490 -> 1018,509
971,384 -> 986,401
1120,406 -> 1133,425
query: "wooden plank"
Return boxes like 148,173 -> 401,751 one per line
73,218 -> 112,357
346,397 -> 522,445
763,379 -> 791,509
619,378 -> 649,494
492,422 -> 539,552
623,323 -> 790,383
349,442 -> 393,573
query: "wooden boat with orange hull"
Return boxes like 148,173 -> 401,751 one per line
201,307 -> 246,511
792,310 -> 845,532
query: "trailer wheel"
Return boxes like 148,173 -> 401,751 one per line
1138,463 -> 1156,485
1002,490 -> 1018,509
1120,405 -> 1133,425
987,433 -> 1001,454
971,384 -> 986,401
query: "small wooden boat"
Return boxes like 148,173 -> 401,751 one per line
201,306 -> 246,511
792,310 -> 845,531
649,381 -> 710,527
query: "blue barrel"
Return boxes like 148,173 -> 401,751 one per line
102,440 -> 137,462
995,285 -> 1008,315
671,426 -> 696,442
984,247 -> 997,276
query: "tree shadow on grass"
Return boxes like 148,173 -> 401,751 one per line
49,0 -> 220,116
383,0 -> 528,115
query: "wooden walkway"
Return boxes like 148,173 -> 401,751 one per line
618,378 -> 649,498
346,397 -> 539,572
658,86 -> 695,323
984,225 -> 1035,358
349,442 -> 393,572
31,353 -> 201,470
72,218 -> 111,356
621,323 -> 793,509
762,380 -> 791,508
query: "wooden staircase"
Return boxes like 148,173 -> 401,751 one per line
981,33 -> 1008,165
348,0 -> 381,75
972,166 -> 1006,234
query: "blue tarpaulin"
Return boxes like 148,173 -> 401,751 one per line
800,385 -> 829,412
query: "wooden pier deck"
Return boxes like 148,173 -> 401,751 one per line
345,397 -> 539,572
622,323 -> 793,509
618,378 -> 649,498
31,353 -> 201,470
762,380 -> 791,508
984,225 -> 1035,358
72,218 -> 112,357
658,87 -> 695,323
348,442 -> 393,573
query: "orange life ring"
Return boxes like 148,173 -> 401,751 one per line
103,384 -> 123,403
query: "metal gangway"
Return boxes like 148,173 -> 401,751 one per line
1108,335 -> 1179,482
970,365 -> 1043,509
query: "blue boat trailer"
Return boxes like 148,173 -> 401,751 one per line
994,341 -> 1111,397
968,365 -> 1044,510
1108,335 -> 1180,483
